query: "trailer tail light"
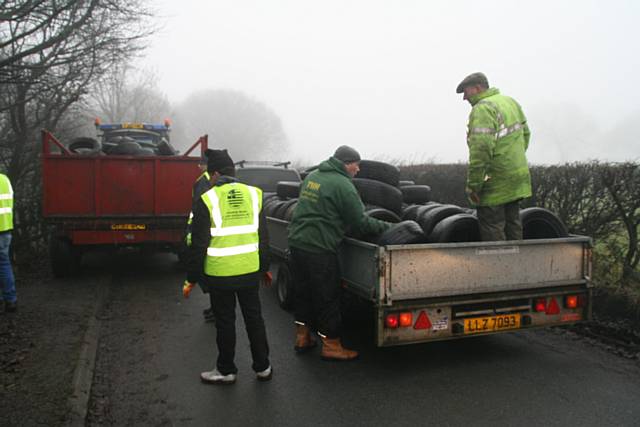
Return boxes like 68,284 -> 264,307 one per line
534,298 -> 546,312
413,311 -> 432,330
385,313 -> 399,329
546,297 -> 560,315
564,295 -> 579,309
399,312 -> 413,327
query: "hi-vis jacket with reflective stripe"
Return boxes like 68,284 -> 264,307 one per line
186,176 -> 269,288
0,174 -> 14,232
466,88 -> 532,206
201,182 -> 261,277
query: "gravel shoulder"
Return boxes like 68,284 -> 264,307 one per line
0,256 -> 104,426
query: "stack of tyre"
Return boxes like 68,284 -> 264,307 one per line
67,136 -> 177,156
265,160 -> 570,244
263,181 -> 302,222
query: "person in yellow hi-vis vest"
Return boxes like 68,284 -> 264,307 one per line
0,173 -> 16,313
183,149 -> 272,385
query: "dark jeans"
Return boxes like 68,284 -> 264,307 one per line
0,233 -> 16,303
477,200 -> 522,241
290,247 -> 342,338
210,285 -> 270,375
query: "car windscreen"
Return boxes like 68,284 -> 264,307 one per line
236,168 -> 300,192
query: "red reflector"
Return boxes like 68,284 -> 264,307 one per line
565,295 -> 578,309
534,298 -> 546,312
413,311 -> 432,330
399,312 -> 413,327
546,297 -> 560,315
385,314 -> 399,329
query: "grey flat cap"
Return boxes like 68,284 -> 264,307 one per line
333,145 -> 361,163
456,72 -> 489,93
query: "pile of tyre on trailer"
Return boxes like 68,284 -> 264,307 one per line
265,160 -> 570,245
67,135 -> 178,156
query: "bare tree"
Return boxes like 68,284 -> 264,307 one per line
0,0 -> 156,251
87,64 -> 171,124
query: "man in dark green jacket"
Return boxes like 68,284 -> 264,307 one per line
457,72 -> 532,241
288,146 -> 391,361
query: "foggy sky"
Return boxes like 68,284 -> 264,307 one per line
141,0 -> 640,165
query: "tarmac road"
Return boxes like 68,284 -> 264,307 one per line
84,252 -> 640,426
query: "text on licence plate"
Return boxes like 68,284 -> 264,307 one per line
464,314 -> 521,334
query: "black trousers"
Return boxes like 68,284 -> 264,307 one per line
291,247 -> 342,338
210,285 -> 270,375
476,200 -> 523,241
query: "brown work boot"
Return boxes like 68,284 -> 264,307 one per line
294,323 -> 317,353
320,337 -> 359,361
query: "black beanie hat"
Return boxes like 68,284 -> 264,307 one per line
333,145 -> 361,164
207,149 -> 234,173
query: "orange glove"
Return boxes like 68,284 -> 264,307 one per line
263,271 -> 273,287
183,281 -> 195,298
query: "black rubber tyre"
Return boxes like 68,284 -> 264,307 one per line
276,262 -> 294,310
274,199 -> 297,219
428,213 -> 481,243
352,178 -> 403,214
399,180 -> 415,187
355,160 -> 400,187
157,138 -> 177,155
137,147 -> 156,156
378,221 -> 426,245
414,202 -> 442,219
417,204 -> 466,237
68,137 -> 101,154
110,139 -> 142,155
283,200 -> 298,221
276,181 -> 301,199
401,204 -> 422,221
50,237 -> 80,277
400,185 -> 431,204
264,197 -> 282,218
520,207 -> 569,239
364,207 -> 401,223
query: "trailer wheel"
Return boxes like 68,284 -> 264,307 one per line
275,262 -> 294,310
50,237 -> 80,277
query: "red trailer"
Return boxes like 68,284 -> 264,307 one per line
41,129 -> 208,276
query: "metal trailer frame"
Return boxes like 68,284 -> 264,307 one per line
266,217 -> 593,347
41,130 -> 208,275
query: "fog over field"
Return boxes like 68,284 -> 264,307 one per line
141,0 -> 640,165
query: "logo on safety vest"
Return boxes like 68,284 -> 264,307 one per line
226,189 -> 245,208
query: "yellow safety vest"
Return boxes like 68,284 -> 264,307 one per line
201,182 -> 261,277
0,174 -> 14,232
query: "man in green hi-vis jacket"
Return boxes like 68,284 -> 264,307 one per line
456,72 -> 532,241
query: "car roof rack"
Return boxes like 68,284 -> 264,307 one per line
235,160 -> 291,169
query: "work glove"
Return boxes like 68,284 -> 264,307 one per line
262,271 -> 273,288
183,280 -> 196,298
